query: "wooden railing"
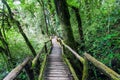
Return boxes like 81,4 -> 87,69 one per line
84,53 -> 120,80
3,40 -> 51,80
58,38 -> 120,80
38,41 -> 52,80
58,39 -> 87,80
3,37 -> 120,80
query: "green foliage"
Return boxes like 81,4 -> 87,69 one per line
0,0 -> 48,79
67,0 -> 80,8
0,0 -> 120,80
68,0 -> 120,79
17,71 -> 27,80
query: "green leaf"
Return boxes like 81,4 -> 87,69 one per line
67,0 -> 80,8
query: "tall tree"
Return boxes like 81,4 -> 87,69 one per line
2,0 -> 36,56
72,7 -> 85,51
0,3 -> 13,68
37,0 -> 49,36
0,30 -> 12,64
54,0 -> 76,49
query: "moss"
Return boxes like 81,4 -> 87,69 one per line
62,52 -> 79,80
38,46 -> 51,80
38,54 -> 47,80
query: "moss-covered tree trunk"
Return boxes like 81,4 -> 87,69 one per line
54,0 -> 76,49
72,7 -> 85,51
2,0 -> 36,57
37,0 -> 49,36
15,20 -> 37,56
0,30 -> 11,58
0,30 -> 13,68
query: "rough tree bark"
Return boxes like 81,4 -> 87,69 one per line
54,0 -> 76,49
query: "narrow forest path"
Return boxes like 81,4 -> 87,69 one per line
44,37 -> 73,80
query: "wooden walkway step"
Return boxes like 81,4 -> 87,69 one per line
44,38 -> 73,80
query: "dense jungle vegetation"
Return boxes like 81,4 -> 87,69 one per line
0,0 -> 120,80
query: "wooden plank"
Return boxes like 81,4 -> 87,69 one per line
3,57 -> 31,80
43,38 -> 73,80
84,53 -> 120,80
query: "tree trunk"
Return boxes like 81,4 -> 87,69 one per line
54,1 -> 83,78
72,7 -> 85,51
38,0 -> 49,36
2,0 -> 37,56
15,20 -> 37,56
54,0 -> 76,49
0,30 -> 12,59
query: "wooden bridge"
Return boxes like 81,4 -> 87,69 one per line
43,37 -> 73,80
3,37 -> 120,80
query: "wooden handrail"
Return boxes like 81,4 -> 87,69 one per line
38,54 -> 47,80
3,40 -> 51,80
62,40 -> 84,63
38,46 -> 52,80
32,45 -> 45,67
58,39 -> 88,80
84,53 -> 120,80
58,38 -> 120,80
3,57 -> 32,80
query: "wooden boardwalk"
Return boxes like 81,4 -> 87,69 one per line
44,38 -> 73,80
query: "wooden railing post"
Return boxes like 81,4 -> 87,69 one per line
24,62 -> 35,80
50,39 -> 52,46
45,42 -> 48,53
32,45 -> 45,75
82,56 -> 88,80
